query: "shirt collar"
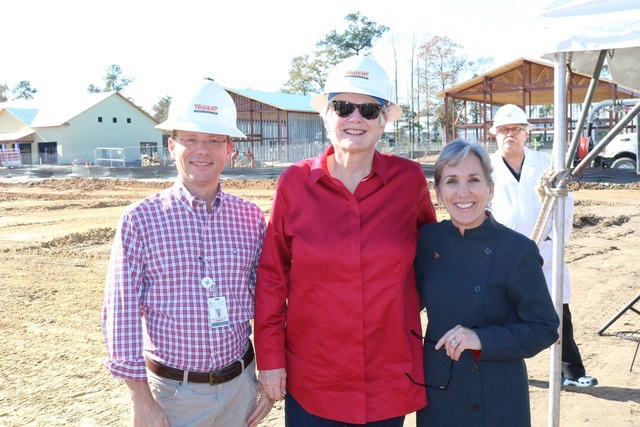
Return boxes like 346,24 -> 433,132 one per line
172,180 -> 224,210
309,145 -> 389,186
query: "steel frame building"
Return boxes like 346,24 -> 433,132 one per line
438,57 -> 640,145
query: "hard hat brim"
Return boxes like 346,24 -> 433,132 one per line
311,93 -> 403,123
155,119 -> 247,138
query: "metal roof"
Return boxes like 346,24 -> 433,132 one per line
30,91 -> 114,127
0,92 -> 115,128
4,108 -> 39,125
0,127 -> 34,142
0,92 -> 158,129
226,88 -> 316,113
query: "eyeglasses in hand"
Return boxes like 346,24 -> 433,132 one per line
330,100 -> 383,120
406,330 -> 455,390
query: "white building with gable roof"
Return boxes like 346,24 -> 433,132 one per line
0,91 -> 161,166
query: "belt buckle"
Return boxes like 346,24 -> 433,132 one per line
208,365 -> 230,385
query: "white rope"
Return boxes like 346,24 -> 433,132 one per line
531,166 -> 570,245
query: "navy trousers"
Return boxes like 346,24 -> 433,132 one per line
285,392 -> 405,427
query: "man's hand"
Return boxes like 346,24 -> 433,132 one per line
125,380 -> 170,427
246,387 -> 275,427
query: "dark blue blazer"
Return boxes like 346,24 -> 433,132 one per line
415,214 -> 559,427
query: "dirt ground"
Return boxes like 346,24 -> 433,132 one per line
0,176 -> 639,427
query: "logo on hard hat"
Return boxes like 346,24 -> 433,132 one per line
193,104 -> 219,115
345,70 -> 369,80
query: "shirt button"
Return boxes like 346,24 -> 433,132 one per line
471,403 -> 480,411
471,364 -> 479,372
474,285 -> 482,293
484,248 -> 492,255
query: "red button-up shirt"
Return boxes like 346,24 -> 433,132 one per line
102,182 -> 265,381
255,147 -> 436,423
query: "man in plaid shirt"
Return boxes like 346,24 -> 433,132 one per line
102,79 -> 272,426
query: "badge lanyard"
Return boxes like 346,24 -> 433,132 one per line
199,255 -> 230,328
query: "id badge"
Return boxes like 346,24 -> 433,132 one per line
208,297 -> 230,328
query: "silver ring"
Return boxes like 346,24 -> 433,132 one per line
451,339 -> 457,346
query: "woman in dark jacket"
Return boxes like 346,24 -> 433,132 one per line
414,139 -> 559,426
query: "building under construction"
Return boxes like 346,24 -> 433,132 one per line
438,57 -> 640,146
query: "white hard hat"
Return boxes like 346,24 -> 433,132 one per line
311,55 -> 403,122
489,104 -> 534,134
156,79 -> 246,138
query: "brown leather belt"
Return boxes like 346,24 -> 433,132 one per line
145,342 -> 254,385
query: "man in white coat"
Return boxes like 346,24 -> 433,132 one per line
489,104 -> 598,388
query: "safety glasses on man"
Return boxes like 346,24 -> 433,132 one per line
496,126 -> 526,136
172,135 -> 230,147
330,100 -> 383,120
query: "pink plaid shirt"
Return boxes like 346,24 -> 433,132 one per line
102,181 -> 265,381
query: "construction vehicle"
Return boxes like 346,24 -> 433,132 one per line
595,132 -> 638,169
575,99 -> 639,171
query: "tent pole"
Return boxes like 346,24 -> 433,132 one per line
548,51 -> 567,427
565,50 -> 608,169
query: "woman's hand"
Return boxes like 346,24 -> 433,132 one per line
258,368 -> 287,401
435,325 -> 481,361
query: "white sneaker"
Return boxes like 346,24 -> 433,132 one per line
561,375 -> 598,387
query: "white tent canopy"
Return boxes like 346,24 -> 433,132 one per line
540,0 -> 640,91
538,0 -> 640,175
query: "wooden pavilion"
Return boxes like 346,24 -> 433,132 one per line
438,57 -> 640,144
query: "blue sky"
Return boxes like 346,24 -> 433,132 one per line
2,0 -> 552,112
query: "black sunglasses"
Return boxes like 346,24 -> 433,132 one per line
406,330 -> 455,390
330,100 -> 383,120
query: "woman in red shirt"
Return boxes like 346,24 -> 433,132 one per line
255,56 -> 437,426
